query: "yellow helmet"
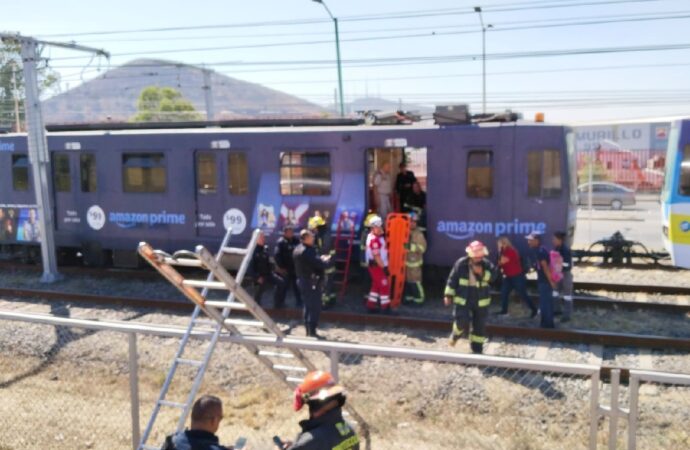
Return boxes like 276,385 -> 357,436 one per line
308,215 -> 326,230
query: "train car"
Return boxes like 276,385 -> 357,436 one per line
0,116 -> 576,268
661,118 -> 690,268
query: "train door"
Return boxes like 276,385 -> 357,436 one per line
51,151 -> 79,234
366,146 -> 427,217
194,149 -> 251,239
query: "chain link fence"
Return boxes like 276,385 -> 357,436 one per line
1,312 -> 689,450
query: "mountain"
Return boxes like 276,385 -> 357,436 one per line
42,59 -> 326,124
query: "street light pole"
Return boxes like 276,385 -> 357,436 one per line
474,7 -> 491,115
313,0 -> 345,117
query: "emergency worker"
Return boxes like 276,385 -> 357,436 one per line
279,371 -> 359,450
274,225 -> 302,308
293,229 -> 331,338
365,216 -> 390,312
403,182 -> 427,231
395,162 -> 417,212
403,212 -> 426,305
444,241 -> 496,354
308,214 -> 336,307
359,211 -> 378,269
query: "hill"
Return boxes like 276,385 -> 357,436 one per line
42,59 -> 326,124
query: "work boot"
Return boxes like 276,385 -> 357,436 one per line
449,332 -> 460,347
470,342 -> 483,354
530,307 -> 538,319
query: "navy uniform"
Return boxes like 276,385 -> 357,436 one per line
250,241 -> 273,306
293,232 -> 331,337
444,241 -> 496,354
274,230 -> 302,308
162,430 -> 231,450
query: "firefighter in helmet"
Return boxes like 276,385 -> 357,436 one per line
403,211 -> 426,305
308,213 -> 336,307
444,240 -> 496,354
279,371 -> 360,450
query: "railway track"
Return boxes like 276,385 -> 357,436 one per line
0,287 -> 688,352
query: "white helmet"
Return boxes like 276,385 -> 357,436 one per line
368,215 -> 383,228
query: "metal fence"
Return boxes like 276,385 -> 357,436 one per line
0,310 -> 688,450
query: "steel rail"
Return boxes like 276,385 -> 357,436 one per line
0,288 -> 688,351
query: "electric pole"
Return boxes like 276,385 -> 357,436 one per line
202,68 -> 214,121
0,33 -> 109,283
11,61 -> 21,132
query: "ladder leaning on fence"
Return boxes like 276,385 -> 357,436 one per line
136,228 -> 370,450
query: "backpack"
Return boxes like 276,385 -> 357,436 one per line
549,250 -> 564,283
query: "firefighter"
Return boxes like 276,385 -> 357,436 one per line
365,215 -> 390,312
308,214 -> 336,308
279,371 -> 359,450
293,229 -> 331,338
274,225 -> 302,308
444,241 -> 496,354
403,211 -> 426,305
358,211 -> 378,269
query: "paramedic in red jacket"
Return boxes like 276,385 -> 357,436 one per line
497,236 -> 537,317
365,215 -> 390,312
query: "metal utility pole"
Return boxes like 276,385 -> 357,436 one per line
474,7 -> 492,115
313,0 -> 345,117
0,33 -> 109,283
202,68 -> 214,121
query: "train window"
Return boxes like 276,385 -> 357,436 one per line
53,153 -> 71,192
527,150 -> 562,197
196,152 -> 217,194
681,145 -> 690,196
122,153 -> 166,193
12,155 -> 29,191
466,150 -> 493,198
280,151 -> 331,196
80,154 -> 97,192
228,152 -> 249,195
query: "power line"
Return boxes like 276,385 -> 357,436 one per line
36,0 -> 666,38
48,11 -> 690,62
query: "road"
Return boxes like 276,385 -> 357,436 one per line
574,197 -> 663,251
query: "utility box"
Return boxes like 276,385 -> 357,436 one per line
434,104 -> 470,125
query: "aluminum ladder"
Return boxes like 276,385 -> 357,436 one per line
332,215 -> 356,300
137,228 -> 370,449
135,227 -> 256,449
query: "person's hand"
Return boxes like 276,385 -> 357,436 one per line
383,266 -> 390,277
443,296 -> 451,307
281,441 -> 292,449
257,276 -> 264,284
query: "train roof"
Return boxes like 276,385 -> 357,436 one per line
0,118 -> 564,138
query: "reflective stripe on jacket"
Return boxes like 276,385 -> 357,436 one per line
444,256 -> 495,307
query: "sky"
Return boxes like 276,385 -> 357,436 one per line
4,0 -> 690,123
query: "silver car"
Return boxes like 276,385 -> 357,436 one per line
577,182 -> 636,210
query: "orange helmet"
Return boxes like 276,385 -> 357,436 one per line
293,371 -> 344,411
466,240 -> 488,258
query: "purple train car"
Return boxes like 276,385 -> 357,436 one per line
0,118 -> 577,267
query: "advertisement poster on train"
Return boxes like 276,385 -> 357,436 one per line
279,202 -> 309,230
309,202 -> 335,230
256,204 -> 277,230
0,206 -> 40,242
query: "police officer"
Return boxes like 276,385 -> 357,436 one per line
274,225 -> 302,308
293,229 -> 331,338
403,211 -> 426,305
279,371 -> 360,450
444,241 -> 496,354
250,231 -> 273,306
161,395 -> 233,450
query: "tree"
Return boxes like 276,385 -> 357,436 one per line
131,86 -> 203,122
0,41 -> 61,131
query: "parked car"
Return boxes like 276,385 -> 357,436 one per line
577,182 -> 636,210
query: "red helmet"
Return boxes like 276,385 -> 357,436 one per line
466,240 -> 488,258
293,371 -> 344,411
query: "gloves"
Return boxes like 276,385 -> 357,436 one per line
383,267 -> 390,277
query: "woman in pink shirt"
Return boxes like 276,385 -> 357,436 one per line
497,236 -> 537,317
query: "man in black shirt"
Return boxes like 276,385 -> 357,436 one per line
251,231 -> 273,305
274,226 -> 302,308
293,229 -> 331,338
161,395 -> 234,450
395,162 -> 417,212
